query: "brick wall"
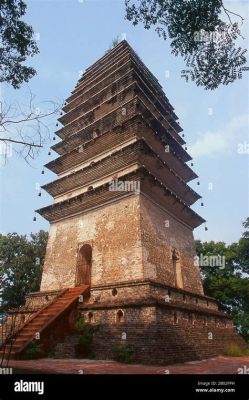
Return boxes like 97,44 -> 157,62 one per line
51,303 -> 246,365
140,195 -> 204,295
41,195 -> 142,290
78,305 -> 246,365
41,193 -> 204,295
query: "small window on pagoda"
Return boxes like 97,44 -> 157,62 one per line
116,309 -> 124,323
112,288 -> 118,296
90,161 -> 95,167
87,186 -> 93,191
92,129 -> 99,139
121,107 -> 127,116
173,312 -> 178,324
188,312 -> 193,325
88,312 -> 94,323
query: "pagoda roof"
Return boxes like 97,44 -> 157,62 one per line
56,79 -> 184,146
59,62 -> 181,135
42,139 -> 200,206
37,40 -> 205,231
46,116 -> 197,183
74,41 -> 167,104
36,169 -> 205,229
52,96 -> 188,163
63,48 -> 178,124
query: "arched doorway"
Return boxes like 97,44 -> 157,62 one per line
75,244 -> 92,287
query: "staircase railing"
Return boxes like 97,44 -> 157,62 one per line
0,289 -> 68,367
0,309 -> 30,368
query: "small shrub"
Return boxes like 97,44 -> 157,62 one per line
113,345 -> 133,364
224,343 -> 249,357
22,340 -> 42,360
46,349 -> 67,359
74,314 -> 100,358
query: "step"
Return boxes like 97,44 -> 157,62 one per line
45,305 -> 70,311
15,333 -> 36,341
36,313 -> 57,319
56,296 -> 79,301
19,325 -> 44,333
0,351 -> 18,360
3,344 -> 21,351
1,286 -> 89,358
32,312 -> 54,318
13,333 -> 33,340
31,315 -> 51,321
13,337 -> 33,345
22,321 -> 48,328
50,300 -> 70,304
46,305 -> 66,311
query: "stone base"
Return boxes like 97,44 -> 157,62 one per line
15,282 -> 248,365
78,300 -> 247,365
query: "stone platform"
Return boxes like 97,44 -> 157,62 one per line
8,356 -> 249,374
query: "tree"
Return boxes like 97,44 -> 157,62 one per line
111,37 -> 120,48
0,89 -> 60,163
0,0 -> 39,89
196,218 -> 249,341
0,230 -> 48,313
0,3 -> 60,162
125,0 -> 249,90
236,218 -> 249,274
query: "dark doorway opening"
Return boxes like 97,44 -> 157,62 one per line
75,244 -> 92,287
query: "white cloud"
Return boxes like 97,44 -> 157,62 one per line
189,113 -> 249,158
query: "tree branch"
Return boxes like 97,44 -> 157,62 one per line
0,87 -> 61,162
221,4 -> 244,24
0,138 -> 42,148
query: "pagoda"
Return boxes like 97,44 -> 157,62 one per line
38,40 -> 205,296
4,41 -> 246,364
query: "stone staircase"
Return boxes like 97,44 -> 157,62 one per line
0,285 -> 88,360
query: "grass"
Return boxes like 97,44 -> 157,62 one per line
223,343 -> 249,357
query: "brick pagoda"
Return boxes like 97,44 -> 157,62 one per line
5,41 -> 247,364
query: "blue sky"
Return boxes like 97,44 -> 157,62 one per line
0,0 -> 248,244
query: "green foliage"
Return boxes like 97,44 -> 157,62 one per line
125,0 -> 248,90
0,0 -> 39,88
223,343 -> 249,357
22,340 -> 42,359
196,218 -> 249,341
74,315 -> 100,358
0,230 -> 48,313
113,345 -> 133,363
